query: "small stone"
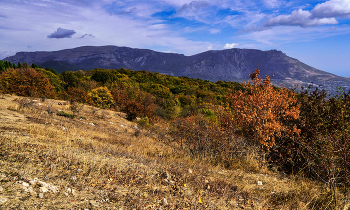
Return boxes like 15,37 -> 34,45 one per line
29,178 -> 38,185
162,198 -> 168,205
22,182 -> 30,187
257,181 -> 263,185
0,186 -> 3,192
38,193 -> 44,199
188,169 -> 193,174
40,186 -> 49,193
90,200 -> 99,207
0,197 -> 8,203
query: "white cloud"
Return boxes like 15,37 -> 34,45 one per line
223,43 -> 239,49
311,0 -> 350,18
206,44 -> 213,50
210,29 -> 221,34
264,0 -> 350,28
265,9 -> 338,27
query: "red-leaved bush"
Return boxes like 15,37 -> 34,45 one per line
227,69 -> 300,149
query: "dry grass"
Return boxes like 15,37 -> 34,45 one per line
0,94 -> 347,209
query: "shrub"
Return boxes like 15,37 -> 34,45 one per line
66,87 -> 94,105
88,86 -> 114,108
227,69 -> 300,149
35,68 -> 63,93
57,110 -> 74,118
0,67 -> 55,98
293,87 -> 350,190
111,85 -> 155,121
169,114 -> 230,158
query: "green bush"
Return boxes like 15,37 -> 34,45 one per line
56,110 -> 74,119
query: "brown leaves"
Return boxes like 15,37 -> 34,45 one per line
0,67 -> 56,98
228,69 -> 300,149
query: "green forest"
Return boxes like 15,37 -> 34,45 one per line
1,61 -> 350,200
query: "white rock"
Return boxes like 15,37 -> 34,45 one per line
0,197 -> 8,203
90,200 -> 99,207
162,198 -> 168,205
38,193 -> 44,198
29,178 -> 38,185
37,180 -> 59,193
0,186 -> 3,192
257,181 -> 263,185
40,186 -> 49,193
22,182 -> 30,187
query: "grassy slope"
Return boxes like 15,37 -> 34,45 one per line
0,94 -> 335,209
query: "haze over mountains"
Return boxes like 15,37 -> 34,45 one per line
3,45 -> 349,95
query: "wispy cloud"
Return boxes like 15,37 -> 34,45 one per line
177,1 -> 210,13
263,0 -> 282,9
210,29 -> 221,34
79,34 -> 95,39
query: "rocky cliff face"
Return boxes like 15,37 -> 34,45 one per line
4,45 -> 349,94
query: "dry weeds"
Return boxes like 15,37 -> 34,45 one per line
0,94 -> 346,209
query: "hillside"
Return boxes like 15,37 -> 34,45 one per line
4,46 -> 350,95
0,94 -> 335,209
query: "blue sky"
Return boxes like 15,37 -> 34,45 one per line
1,0 -> 350,77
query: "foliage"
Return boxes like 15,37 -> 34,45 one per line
88,86 -> 114,108
227,69 -> 300,149
65,87 -> 94,105
45,66 -> 58,75
56,110 -> 74,118
0,60 -> 18,72
35,68 -> 63,93
0,66 -> 55,98
111,84 -> 156,121
60,71 -> 86,90
293,86 -> 350,190
90,69 -> 118,84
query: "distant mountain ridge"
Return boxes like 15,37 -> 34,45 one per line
3,45 -> 350,94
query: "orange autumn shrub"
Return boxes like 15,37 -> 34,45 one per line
228,69 -> 300,149
66,87 -> 94,105
0,66 -> 55,98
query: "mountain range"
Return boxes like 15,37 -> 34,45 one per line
3,45 -> 349,95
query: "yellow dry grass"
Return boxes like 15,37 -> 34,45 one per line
0,94 -> 346,209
